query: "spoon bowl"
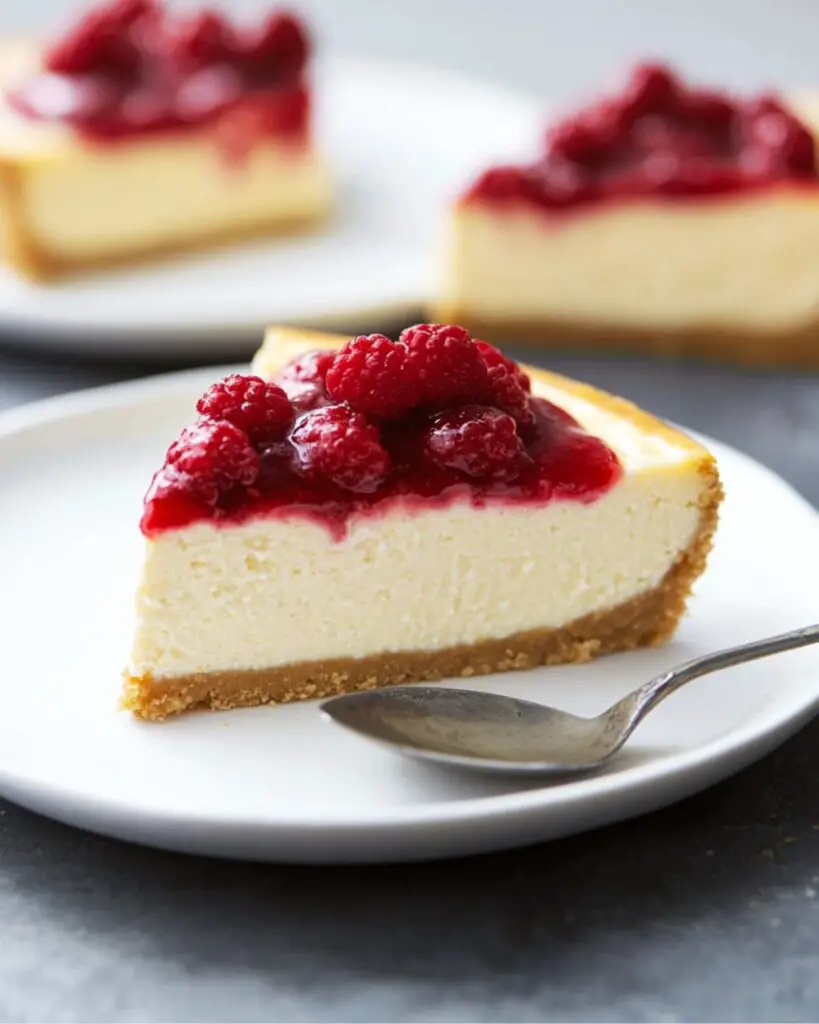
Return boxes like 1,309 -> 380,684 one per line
321,624 -> 819,778
322,686 -> 620,776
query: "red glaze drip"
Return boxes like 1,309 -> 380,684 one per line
7,0 -> 310,147
140,331 -> 623,542
466,62 -> 818,212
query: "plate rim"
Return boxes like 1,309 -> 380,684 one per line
0,367 -> 818,844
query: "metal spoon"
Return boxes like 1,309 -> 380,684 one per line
320,624 -> 819,777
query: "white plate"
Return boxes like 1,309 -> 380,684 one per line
0,58 -> 540,358
0,367 -> 817,864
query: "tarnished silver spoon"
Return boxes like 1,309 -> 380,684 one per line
321,625 -> 819,777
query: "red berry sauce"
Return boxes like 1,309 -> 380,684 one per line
7,0 -> 311,149
141,327 -> 622,541
466,62 -> 819,214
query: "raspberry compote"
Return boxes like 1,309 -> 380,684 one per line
466,62 -> 818,213
7,0 -> 310,147
141,325 -> 622,541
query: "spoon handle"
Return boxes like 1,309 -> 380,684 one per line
619,623 -> 819,732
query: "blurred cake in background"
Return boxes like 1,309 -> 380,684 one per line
433,62 -> 819,368
0,0 -> 331,281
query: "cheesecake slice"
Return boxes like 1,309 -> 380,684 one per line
433,62 -> 819,368
0,0 -> 330,280
123,323 -> 722,721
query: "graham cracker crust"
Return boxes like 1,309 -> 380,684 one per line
428,308 -> 819,371
123,460 -> 721,721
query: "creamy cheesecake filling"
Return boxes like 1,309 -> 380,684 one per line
14,135 -> 330,261
128,468 -> 703,681
440,195 -> 819,333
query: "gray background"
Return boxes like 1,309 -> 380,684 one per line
9,0 -> 819,97
2,2 -> 819,1022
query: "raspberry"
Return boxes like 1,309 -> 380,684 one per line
290,406 -> 390,493
325,334 -> 422,420
467,337 -> 534,422
741,98 -> 816,177
683,90 -> 735,130
246,11 -> 309,76
742,95 -> 784,123
275,349 -> 334,412
783,122 -> 816,175
279,348 -> 335,384
165,419 -> 260,503
540,158 -> 595,205
484,363 -> 534,428
174,65 -> 243,121
475,339 -> 531,392
469,165 -> 542,203
169,10 -> 235,69
581,100 -> 634,152
45,19 -> 123,75
624,63 -> 678,118
547,120 -> 597,162
401,323 -> 488,407
424,406 -> 527,481
45,0 -> 152,75
196,374 -> 292,443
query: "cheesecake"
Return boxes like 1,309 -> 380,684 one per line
0,0 -> 330,280
433,62 -> 819,368
122,323 -> 722,721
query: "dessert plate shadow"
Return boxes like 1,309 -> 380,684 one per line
0,57 -> 540,359
0,367 -> 817,864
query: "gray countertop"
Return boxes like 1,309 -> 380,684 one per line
1,338 -> 819,1023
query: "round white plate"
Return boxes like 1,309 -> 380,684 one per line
0,367 -> 817,864
0,58 -> 540,358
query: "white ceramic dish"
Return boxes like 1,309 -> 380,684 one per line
0,367 -> 817,864
0,57 -> 540,358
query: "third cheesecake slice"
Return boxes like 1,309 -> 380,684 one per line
434,62 -> 819,368
124,324 -> 722,720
